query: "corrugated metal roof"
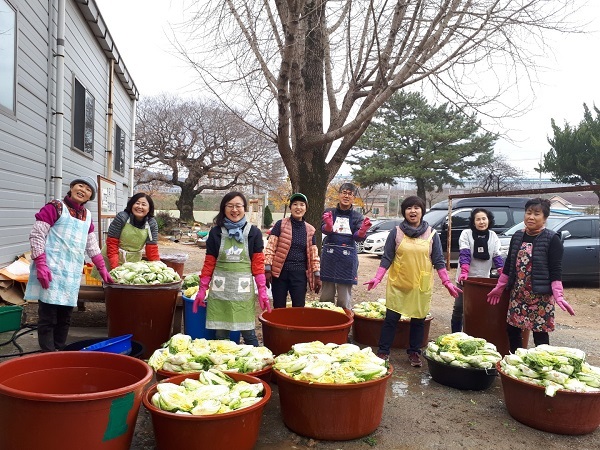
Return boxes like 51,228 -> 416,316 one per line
74,0 -> 139,100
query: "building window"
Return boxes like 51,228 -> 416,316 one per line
73,78 -> 95,155
0,0 -> 16,114
114,124 -> 126,173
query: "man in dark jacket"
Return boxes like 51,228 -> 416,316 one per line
320,183 -> 371,309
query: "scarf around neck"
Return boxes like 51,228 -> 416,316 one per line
399,220 -> 430,238
472,229 -> 490,260
224,217 -> 247,243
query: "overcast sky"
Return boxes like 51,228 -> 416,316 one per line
95,0 -> 600,177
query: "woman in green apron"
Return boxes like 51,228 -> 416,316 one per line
93,193 -> 160,277
365,196 -> 462,367
192,191 -> 271,346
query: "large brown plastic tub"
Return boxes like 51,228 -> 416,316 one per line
259,307 -> 353,356
352,314 -> 433,348
105,281 -> 182,359
497,362 -> 600,434
0,352 -> 153,450
463,277 -> 529,356
144,372 -> 271,450
273,366 -> 393,440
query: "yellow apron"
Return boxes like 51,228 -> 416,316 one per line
386,227 -> 436,319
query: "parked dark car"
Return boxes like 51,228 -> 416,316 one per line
499,215 -> 600,283
422,197 -> 530,264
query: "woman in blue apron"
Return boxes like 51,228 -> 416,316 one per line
24,177 -> 113,351
365,196 -> 461,367
192,192 -> 271,346
320,183 -> 371,309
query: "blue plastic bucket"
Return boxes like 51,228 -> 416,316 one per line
182,295 -> 241,343
80,334 -> 133,355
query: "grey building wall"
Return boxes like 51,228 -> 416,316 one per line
0,0 -> 138,266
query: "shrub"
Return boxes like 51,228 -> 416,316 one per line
264,205 -> 273,228
155,211 -> 176,232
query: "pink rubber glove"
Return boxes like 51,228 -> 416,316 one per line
254,274 -> 272,313
551,280 -> 575,316
322,211 -> 334,233
91,254 -> 114,284
486,273 -> 509,305
458,264 -> 470,283
357,217 -> 372,238
192,276 -> 211,313
437,268 -> 463,298
34,254 -> 52,289
364,266 -> 387,291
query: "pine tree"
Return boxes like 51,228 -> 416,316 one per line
264,205 -> 273,228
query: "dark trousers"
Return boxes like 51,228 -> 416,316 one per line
271,270 -> 308,308
506,324 -> 549,353
451,289 -> 464,332
215,328 -> 259,347
378,309 -> 425,355
37,301 -> 74,352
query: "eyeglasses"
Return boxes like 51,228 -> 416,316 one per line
340,191 -> 355,197
225,203 -> 245,210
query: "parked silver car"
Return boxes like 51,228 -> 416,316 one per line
498,215 -> 600,283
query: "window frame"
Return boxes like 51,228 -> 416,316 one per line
0,0 -> 17,116
72,77 -> 95,156
113,122 -> 126,174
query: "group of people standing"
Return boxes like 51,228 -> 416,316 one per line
26,177 -> 575,363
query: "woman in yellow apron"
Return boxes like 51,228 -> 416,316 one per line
93,193 -> 160,277
365,196 -> 462,367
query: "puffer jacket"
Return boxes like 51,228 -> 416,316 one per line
265,218 -> 320,290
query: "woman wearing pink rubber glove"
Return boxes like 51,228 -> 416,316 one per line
365,196 -> 461,368
486,198 -> 575,353
194,191 -> 268,346
450,208 -> 504,332
24,176 -> 113,352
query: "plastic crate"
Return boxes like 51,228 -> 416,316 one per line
0,305 -> 23,333
83,265 -> 102,286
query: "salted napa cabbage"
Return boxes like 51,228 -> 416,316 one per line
168,334 -> 192,354
147,348 -> 170,371
158,390 -> 194,412
191,399 -> 222,416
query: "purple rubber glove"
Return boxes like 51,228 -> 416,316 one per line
91,254 -> 114,284
322,211 -> 333,233
458,264 -> 470,283
487,273 -> 509,305
265,271 -> 272,288
192,275 -> 211,313
254,274 -> 272,313
551,280 -> 575,316
364,266 -> 387,291
437,268 -> 463,298
34,254 -> 52,289
357,217 -> 372,238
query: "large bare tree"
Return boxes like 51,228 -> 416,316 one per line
173,0 -> 579,227
470,154 -> 525,193
135,95 -> 283,221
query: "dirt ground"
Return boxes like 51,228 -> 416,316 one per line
26,237 -> 599,449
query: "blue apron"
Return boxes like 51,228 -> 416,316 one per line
25,202 -> 91,307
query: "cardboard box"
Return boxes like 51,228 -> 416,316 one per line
0,275 -> 26,306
